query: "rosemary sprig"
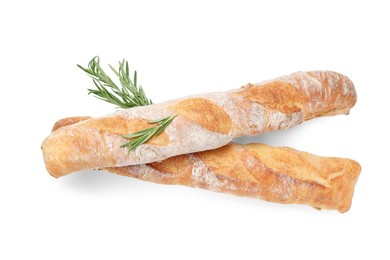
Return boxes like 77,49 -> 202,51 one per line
121,114 -> 177,152
77,56 -> 152,108
78,56 -> 176,152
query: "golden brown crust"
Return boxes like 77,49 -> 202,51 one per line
287,71 -> 357,119
169,98 -> 233,134
107,143 -> 360,213
43,127 -> 117,175
148,155 -> 194,185
238,81 -> 306,114
246,144 -> 334,187
196,144 -> 259,183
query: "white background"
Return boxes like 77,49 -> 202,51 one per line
1,0 -> 389,259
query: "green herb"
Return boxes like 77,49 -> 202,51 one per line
78,56 -> 176,152
77,56 -> 152,109
120,114 -> 177,152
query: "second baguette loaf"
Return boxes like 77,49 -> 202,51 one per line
106,143 -> 360,213
42,71 -> 357,177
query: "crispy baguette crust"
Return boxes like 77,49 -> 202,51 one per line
107,144 -> 360,213
42,71 -> 357,177
51,117 -> 361,212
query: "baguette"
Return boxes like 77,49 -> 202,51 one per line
52,117 -> 361,212
108,144 -> 360,213
42,71 -> 357,177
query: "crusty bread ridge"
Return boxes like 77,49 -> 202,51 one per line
42,71 -> 357,177
51,116 -> 361,213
